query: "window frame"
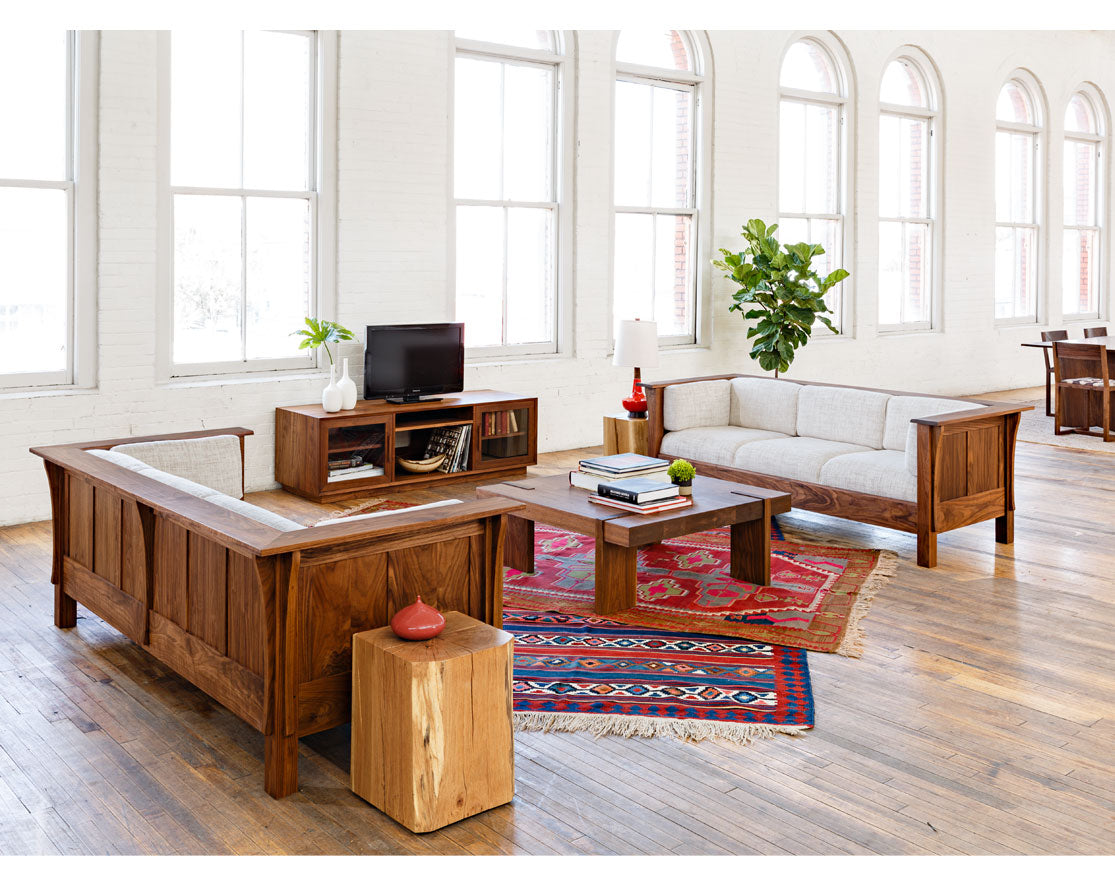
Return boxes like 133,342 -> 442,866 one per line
450,32 -> 573,361
156,30 -> 338,381
1062,84 -> 1106,322
612,30 -> 711,349
0,30 -> 97,392
877,48 -> 941,334
994,71 -> 1045,326
777,33 -> 853,336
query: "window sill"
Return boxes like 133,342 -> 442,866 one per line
466,350 -> 570,368
876,327 -> 940,337
165,369 -> 326,389
0,383 -> 98,401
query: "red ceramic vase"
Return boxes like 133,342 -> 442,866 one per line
390,596 -> 446,641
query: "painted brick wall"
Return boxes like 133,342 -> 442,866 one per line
3,29 -> 1114,526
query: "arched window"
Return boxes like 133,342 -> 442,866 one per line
995,73 -> 1043,322
614,29 -> 706,344
1063,86 -> 1106,319
779,36 -> 849,332
878,50 -> 939,330
453,31 -> 570,353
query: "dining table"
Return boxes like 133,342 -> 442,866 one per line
1020,335 -> 1114,425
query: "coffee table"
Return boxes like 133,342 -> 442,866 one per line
476,474 -> 792,615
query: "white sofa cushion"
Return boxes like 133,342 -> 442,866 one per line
819,449 -> 917,502
660,426 -> 784,467
111,435 -> 243,498
733,437 -> 873,484
663,380 -> 731,431
203,493 -> 304,532
313,499 -> 463,527
86,448 -> 155,474
796,386 -> 892,449
883,396 -> 983,452
728,378 -> 802,436
134,466 -> 222,499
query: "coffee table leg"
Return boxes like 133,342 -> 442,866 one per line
594,534 -> 637,614
730,504 -> 772,587
505,516 -> 535,574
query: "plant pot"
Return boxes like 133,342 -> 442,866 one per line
674,481 -> 693,496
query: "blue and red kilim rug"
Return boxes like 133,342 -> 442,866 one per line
505,608 -> 813,743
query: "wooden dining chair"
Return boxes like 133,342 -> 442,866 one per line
1039,329 -> 1069,417
1084,326 -> 1108,338
1053,340 -> 1112,441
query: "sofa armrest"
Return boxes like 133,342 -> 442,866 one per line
911,402 -> 1033,428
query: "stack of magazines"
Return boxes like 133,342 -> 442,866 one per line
569,453 -> 692,514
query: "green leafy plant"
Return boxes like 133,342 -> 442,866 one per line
713,219 -> 850,376
291,317 -> 355,366
667,458 -> 695,484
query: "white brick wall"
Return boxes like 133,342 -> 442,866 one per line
3,29 -> 1114,526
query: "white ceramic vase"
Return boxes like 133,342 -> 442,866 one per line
338,357 -> 358,410
322,364 -> 343,413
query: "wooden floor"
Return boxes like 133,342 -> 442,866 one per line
2,398 -> 1114,855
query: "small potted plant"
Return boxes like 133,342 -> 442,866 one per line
667,459 -> 695,496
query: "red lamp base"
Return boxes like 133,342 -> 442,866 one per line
621,369 -> 647,419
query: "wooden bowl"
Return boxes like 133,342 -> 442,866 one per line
397,454 -> 446,474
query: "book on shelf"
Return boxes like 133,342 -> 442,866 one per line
588,495 -> 692,515
327,464 -> 384,482
484,409 -> 522,437
568,469 -> 671,491
595,477 -> 680,504
579,453 -> 668,476
422,423 -> 472,473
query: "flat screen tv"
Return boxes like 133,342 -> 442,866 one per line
363,323 -> 465,403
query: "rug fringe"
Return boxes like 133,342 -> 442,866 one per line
833,547 -> 899,659
513,711 -> 807,744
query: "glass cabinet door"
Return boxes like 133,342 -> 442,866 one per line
478,406 -> 531,464
325,421 -> 388,486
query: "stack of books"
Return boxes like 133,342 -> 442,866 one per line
326,462 -> 385,483
569,453 -> 692,514
422,424 -> 472,473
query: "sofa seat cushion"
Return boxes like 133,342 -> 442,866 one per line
729,377 -> 802,436
733,437 -> 873,484
819,449 -> 917,502
203,493 -> 304,532
134,466 -> 222,500
86,448 -> 155,474
663,379 -> 731,431
796,386 -> 892,449
660,426 -> 785,467
313,499 -> 463,527
883,396 -> 983,452
111,435 -> 243,498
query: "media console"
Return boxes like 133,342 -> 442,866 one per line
275,390 -> 538,502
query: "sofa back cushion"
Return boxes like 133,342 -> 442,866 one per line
728,378 -> 802,436
796,386 -> 892,449
111,434 -> 243,498
86,448 -> 154,474
663,379 -> 731,431
883,396 -> 984,452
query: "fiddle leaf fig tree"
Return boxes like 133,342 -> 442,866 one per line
712,219 -> 850,376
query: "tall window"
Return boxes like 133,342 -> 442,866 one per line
1063,87 -> 1105,319
0,32 -> 87,387
454,30 -> 567,354
995,75 -> 1043,322
168,31 -> 324,374
878,52 -> 939,330
779,37 -> 849,332
614,29 -> 704,344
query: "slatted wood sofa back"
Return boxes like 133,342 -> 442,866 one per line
31,429 -> 522,798
643,375 -> 1032,568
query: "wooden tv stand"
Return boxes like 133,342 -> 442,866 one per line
275,390 -> 538,502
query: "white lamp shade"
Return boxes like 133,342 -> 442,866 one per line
614,319 -> 659,367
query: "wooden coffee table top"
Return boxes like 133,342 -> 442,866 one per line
476,474 -> 791,548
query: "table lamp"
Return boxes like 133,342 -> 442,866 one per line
613,318 -> 659,418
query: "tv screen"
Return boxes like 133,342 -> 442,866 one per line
363,323 -> 465,401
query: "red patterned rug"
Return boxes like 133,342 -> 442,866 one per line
506,608 -> 812,742
504,519 -> 896,656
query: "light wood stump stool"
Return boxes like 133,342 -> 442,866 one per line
603,413 -> 648,455
351,611 -> 515,833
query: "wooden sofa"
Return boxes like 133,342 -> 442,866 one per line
643,374 -> 1031,567
31,428 -> 521,798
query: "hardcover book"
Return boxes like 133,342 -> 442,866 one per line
579,453 -> 668,476
596,477 -> 680,504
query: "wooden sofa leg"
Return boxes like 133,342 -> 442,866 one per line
265,732 -> 299,799
995,511 -> 1014,545
916,530 -> 937,568
55,587 -> 77,629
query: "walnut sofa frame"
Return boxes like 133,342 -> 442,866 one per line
31,428 -> 521,798
643,375 -> 1032,568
